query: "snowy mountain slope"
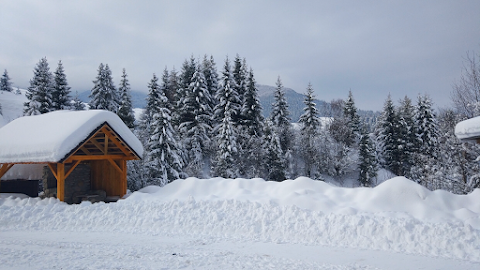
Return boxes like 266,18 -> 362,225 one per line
1,177 -> 480,269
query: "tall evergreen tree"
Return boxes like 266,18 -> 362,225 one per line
177,57 -> 196,111
140,73 -> 162,142
299,83 -> 321,177
212,57 -> 240,178
270,76 -> 292,150
52,60 -> 72,110
270,76 -> 293,176
241,68 -> 264,136
179,64 -> 214,177
214,57 -> 241,125
232,54 -> 247,124
117,68 -> 135,128
415,94 -> 439,157
263,120 -> 286,181
409,95 -> 440,188
24,57 -> 54,115
239,68 -> 265,178
0,69 -> 13,92
397,96 -> 417,176
358,124 -> 377,186
89,63 -> 118,112
376,94 -> 402,175
145,75 -> 184,185
344,90 -> 361,135
202,55 -> 219,111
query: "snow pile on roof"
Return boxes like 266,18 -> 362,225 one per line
455,116 -> 480,141
1,177 -> 480,264
0,110 -> 143,163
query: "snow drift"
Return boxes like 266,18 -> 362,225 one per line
1,177 -> 480,262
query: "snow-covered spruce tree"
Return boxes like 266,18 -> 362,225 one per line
409,95 -> 440,189
145,76 -> 184,186
358,124 -> 378,187
24,57 -> 54,115
232,54 -> 247,124
117,68 -> 135,129
239,68 -> 265,178
299,83 -> 321,178
167,67 -> 179,106
397,96 -> 417,177
130,74 -> 163,189
270,76 -> 293,176
263,120 -> 286,181
51,60 -> 72,110
344,90 -> 361,135
179,64 -> 214,178
71,91 -> 86,111
242,68 -> 264,137
212,57 -> 240,178
177,57 -> 196,108
0,69 -> 13,92
89,63 -> 118,112
376,94 -> 402,176
415,95 -> 439,157
202,55 -> 219,111
139,74 -> 163,145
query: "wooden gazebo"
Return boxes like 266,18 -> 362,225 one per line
0,110 -> 143,202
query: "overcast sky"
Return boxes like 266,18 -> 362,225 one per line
1,0 -> 479,111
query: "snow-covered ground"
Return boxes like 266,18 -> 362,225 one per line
1,177 -> 480,269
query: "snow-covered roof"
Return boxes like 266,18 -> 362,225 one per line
455,116 -> 480,141
0,110 -> 143,163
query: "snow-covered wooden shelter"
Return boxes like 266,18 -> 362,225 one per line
0,110 -> 143,203
455,116 -> 480,143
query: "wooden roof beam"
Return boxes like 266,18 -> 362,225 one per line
65,154 -> 128,163
101,126 -> 133,157
0,164 -> 14,179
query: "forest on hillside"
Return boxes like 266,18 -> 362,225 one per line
2,51 -> 480,194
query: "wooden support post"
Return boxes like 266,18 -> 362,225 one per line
104,134 -> 109,155
121,160 -> 127,196
57,163 -> 65,202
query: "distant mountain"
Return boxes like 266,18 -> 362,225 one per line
257,84 -> 329,122
77,90 -> 147,109
77,86 -> 379,123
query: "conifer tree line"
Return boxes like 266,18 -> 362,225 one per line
4,50 -> 480,194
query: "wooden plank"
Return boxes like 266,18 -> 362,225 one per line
64,160 -> 81,179
90,138 -> 105,154
57,163 -> 65,202
80,146 -> 91,155
0,164 -> 15,179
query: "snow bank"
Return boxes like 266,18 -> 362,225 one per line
1,177 -> 480,262
128,177 -> 480,228
0,110 -> 143,163
455,115 -> 480,141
